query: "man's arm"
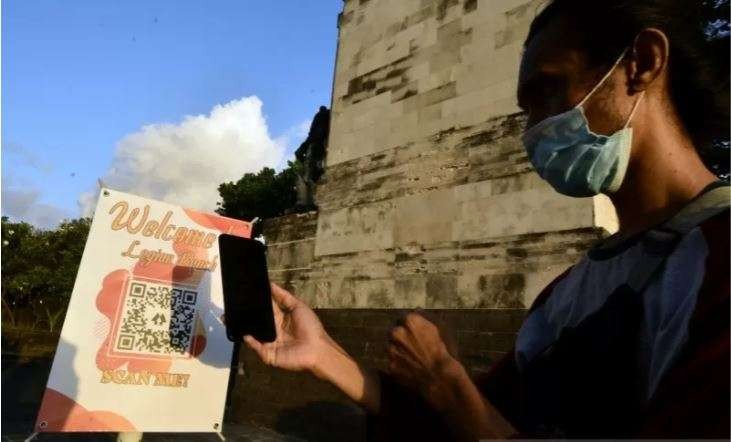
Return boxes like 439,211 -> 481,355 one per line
309,329 -> 518,441
421,356 -> 518,440
382,312 -> 518,441
370,269 -> 574,440
364,350 -> 523,442
311,334 -> 382,414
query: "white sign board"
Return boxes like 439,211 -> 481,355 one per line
36,188 -> 252,433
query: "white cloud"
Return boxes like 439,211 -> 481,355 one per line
79,96 -> 290,216
4,141 -> 53,175
1,181 -> 72,230
1,148 -> 69,229
274,119 -> 311,166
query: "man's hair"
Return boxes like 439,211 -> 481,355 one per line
526,0 -> 729,167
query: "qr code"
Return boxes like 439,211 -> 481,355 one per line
114,280 -> 198,357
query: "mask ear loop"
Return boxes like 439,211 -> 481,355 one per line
622,33 -> 646,129
623,90 -> 644,129
577,47 -> 630,108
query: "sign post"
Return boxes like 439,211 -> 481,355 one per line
35,188 -> 251,434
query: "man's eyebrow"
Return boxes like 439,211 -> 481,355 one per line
517,70 -> 564,110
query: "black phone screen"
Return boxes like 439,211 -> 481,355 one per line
218,234 -> 276,343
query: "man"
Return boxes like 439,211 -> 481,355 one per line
241,0 -> 729,439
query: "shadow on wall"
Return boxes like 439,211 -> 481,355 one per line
274,401 -> 367,442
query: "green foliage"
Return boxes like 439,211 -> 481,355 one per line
215,160 -> 303,221
1,216 -> 91,331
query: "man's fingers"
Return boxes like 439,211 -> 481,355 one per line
388,342 -> 415,366
385,352 -> 414,385
243,335 -> 263,354
413,308 -> 441,327
402,309 -> 458,357
243,335 -> 278,366
271,299 -> 284,327
388,326 -> 409,346
270,282 -> 299,311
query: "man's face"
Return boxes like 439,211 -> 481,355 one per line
517,18 -> 630,135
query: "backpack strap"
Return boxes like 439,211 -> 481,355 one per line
662,185 -> 730,234
627,185 -> 730,293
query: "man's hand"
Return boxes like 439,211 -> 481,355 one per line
238,282 -> 381,413
386,311 -> 465,409
241,282 -> 333,373
386,311 -> 517,440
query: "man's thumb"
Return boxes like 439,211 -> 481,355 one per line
243,335 -> 263,355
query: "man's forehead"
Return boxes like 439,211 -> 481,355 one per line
519,22 -> 585,85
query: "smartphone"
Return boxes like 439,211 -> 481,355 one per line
218,234 -> 276,343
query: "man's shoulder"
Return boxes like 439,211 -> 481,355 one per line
638,207 -> 730,438
527,265 -> 575,314
689,206 -> 729,325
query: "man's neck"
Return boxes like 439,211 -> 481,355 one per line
608,130 -> 718,238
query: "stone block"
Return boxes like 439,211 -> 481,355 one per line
453,182 -> 597,241
417,101 -> 442,123
419,81 -> 457,108
425,273 -> 459,307
266,239 -> 315,271
394,276 -> 428,307
315,200 -> 395,256
393,188 -> 455,245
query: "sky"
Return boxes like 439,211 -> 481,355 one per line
2,0 -> 342,229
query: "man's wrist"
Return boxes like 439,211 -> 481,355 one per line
310,337 -> 350,382
309,337 -> 382,414
422,355 -> 468,411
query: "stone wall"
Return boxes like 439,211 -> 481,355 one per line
269,0 -> 619,311
265,133 -> 613,311
328,0 -> 538,165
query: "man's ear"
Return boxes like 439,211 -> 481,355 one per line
628,28 -> 670,93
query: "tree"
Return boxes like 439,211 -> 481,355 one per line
216,160 -> 304,221
702,0 -> 730,179
702,0 -> 730,39
1,216 -> 91,331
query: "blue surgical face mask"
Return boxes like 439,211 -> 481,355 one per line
521,48 -> 644,197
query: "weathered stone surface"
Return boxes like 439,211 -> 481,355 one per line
286,0 -> 620,310
266,202 -> 605,309
329,0 -> 550,166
